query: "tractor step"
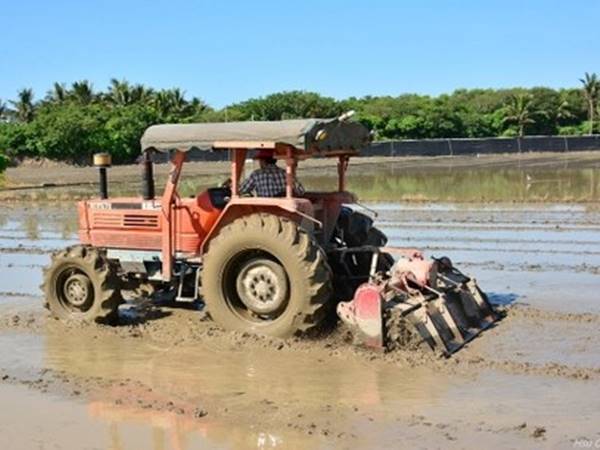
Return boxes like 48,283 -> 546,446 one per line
175,265 -> 201,302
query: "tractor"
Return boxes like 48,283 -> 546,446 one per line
42,116 -> 498,355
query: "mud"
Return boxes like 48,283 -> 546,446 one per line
1,164 -> 600,447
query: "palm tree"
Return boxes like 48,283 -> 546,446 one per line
555,98 -> 574,128
46,82 -> 67,103
503,94 -> 539,137
153,90 -> 173,118
130,84 -> 154,105
166,88 -> 188,114
10,88 -> 35,122
70,80 -> 95,104
107,80 -> 154,106
153,88 -> 190,119
107,78 -> 131,106
0,99 -> 7,122
189,96 -> 210,115
580,72 -> 599,135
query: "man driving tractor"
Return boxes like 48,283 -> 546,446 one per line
239,149 -> 305,197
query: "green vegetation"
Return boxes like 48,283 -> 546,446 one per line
580,72 -> 599,135
0,151 -> 7,173
0,73 -> 598,167
502,94 -> 545,137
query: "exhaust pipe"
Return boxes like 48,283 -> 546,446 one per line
93,153 -> 111,200
141,150 -> 155,200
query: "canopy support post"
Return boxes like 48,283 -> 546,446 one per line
230,149 -> 247,197
285,146 -> 296,198
337,155 -> 349,192
142,150 -> 155,200
160,150 -> 185,282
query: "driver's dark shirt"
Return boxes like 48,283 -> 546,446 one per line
239,165 -> 305,197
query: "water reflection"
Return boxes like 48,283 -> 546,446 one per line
303,166 -> 600,202
0,207 -> 78,240
40,325 -> 448,449
89,401 -> 289,450
2,158 -> 599,203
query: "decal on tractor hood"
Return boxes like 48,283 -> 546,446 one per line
89,201 -> 161,211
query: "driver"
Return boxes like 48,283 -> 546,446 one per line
239,149 -> 305,197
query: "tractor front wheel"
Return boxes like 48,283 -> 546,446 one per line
201,213 -> 332,338
42,245 -> 122,324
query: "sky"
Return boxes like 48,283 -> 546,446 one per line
1,0 -> 598,108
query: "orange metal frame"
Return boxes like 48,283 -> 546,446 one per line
160,150 -> 186,281
162,148 -> 353,280
79,145 -> 356,283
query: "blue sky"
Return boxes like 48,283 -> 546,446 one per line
1,0 -> 598,107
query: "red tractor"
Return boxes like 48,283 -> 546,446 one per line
42,117 -> 498,355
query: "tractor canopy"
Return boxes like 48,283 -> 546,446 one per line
140,117 -> 371,154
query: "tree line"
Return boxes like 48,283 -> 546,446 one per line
0,73 -> 598,168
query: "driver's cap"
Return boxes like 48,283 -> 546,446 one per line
254,149 -> 275,160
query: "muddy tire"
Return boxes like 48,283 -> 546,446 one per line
201,213 -> 333,338
42,245 -> 122,324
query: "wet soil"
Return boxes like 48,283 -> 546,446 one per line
1,198 -> 599,449
2,153 -> 600,448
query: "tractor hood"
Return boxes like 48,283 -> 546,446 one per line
140,118 -> 371,154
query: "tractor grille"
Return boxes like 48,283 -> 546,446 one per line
123,214 -> 159,228
91,212 -> 160,229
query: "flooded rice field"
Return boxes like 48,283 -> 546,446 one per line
1,200 -> 599,449
1,153 -> 600,449
2,151 -> 600,203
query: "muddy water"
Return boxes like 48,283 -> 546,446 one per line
186,156 -> 600,202
323,163 -> 600,203
1,201 -> 600,448
3,152 -> 600,203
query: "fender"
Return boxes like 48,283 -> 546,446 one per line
199,197 -> 317,254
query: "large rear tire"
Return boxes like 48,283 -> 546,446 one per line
201,213 -> 332,338
42,245 -> 122,324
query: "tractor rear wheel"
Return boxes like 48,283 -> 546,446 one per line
42,245 -> 122,324
201,213 -> 332,338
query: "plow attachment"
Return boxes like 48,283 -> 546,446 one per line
337,249 -> 500,356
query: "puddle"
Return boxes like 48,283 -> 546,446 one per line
316,160 -> 600,202
475,317 -> 600,368
0,264 -> 44,296
476,269 -> 600,314
0,382 -> 319,450
0,325 -> 598,449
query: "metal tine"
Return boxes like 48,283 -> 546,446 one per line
409,307 -> 450,354
457,283 -> 497,327
434,273 -> 492,325
421,285 -> 465,343
428,298 -> 464,345
465,279 -> 495,315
